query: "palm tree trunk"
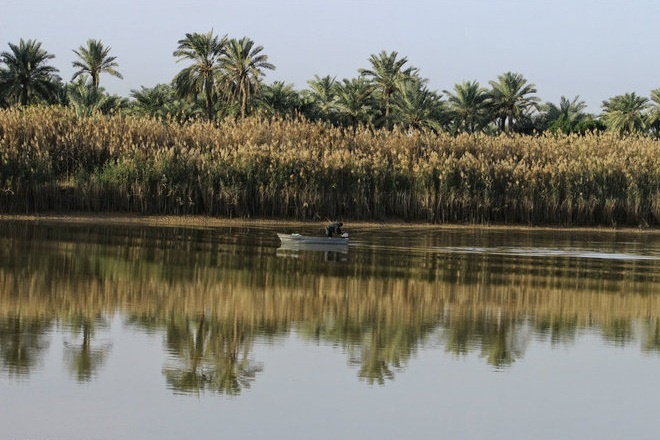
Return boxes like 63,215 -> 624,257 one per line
385,93 -> 391,129
205,86 -> 213,121
240,81 -> 247,119
20,82 -> 29,106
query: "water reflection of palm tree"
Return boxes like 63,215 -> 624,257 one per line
444,312 -> 530,368
352,343 -> 395,385
0,314 -> 52,376
63,312 -> 111,382
444,313 -> 477,356
642,318 -> 660,353
601,319 -> 634,346
347,319 -> 434,385
482,317 -> 530,368
163,314 -> 262,395
534,314 -> 579,346
484,326 -> 516,368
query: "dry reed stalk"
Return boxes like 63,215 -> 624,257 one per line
0,107 -> 658,226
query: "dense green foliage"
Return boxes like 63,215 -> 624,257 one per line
0,39 -> 61,106
1,34 -> 660,135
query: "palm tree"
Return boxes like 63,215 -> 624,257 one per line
67,77 -> 125,117
601,92 -> 649,135
334,77 -> 375,129
130,83 -> 175,118
391,78 -> 444,132
444,80 -> 490,133
488,72 -> 540,134
257,81 -> 302,118
0,39 -> 60,106
542,95 -> 589,134
219,36 -> 275,118
173,30 -> 227,121
359,51 -> 417,129
71,39 -> 123,91
305,74 -> 338,121
647,89 -> 660,137
130,83 -> 205,121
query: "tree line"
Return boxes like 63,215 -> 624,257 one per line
1,30 -> 660,136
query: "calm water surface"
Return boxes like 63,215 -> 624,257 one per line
1,220 -> 659,440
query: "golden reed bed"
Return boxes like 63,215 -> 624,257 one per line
1,106 -> 659,226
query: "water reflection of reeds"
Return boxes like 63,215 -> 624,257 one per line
0,221 -> 658,389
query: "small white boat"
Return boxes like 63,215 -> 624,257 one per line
277,233 -> 349,246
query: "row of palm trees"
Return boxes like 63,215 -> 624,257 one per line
171,31 -> 274,121
1,32 -> 660,136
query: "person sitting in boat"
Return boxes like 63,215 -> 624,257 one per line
325,221 -> 343,238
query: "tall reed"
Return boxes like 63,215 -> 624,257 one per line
1,106 -> 658,226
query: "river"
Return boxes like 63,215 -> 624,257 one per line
1,219 -> 659,439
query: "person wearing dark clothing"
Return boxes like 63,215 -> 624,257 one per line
325,221 -> 343,237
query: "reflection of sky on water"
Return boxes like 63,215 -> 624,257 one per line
2,315 -> 660,440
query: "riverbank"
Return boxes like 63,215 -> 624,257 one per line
2,212 -> 658,235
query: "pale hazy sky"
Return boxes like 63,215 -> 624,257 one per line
2,0 -> 658,113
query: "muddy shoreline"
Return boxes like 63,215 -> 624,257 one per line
1,212 -> 658,235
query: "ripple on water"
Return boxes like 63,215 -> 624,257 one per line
432,246 -> 660,261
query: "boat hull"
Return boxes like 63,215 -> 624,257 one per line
277,233 -> 349,246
